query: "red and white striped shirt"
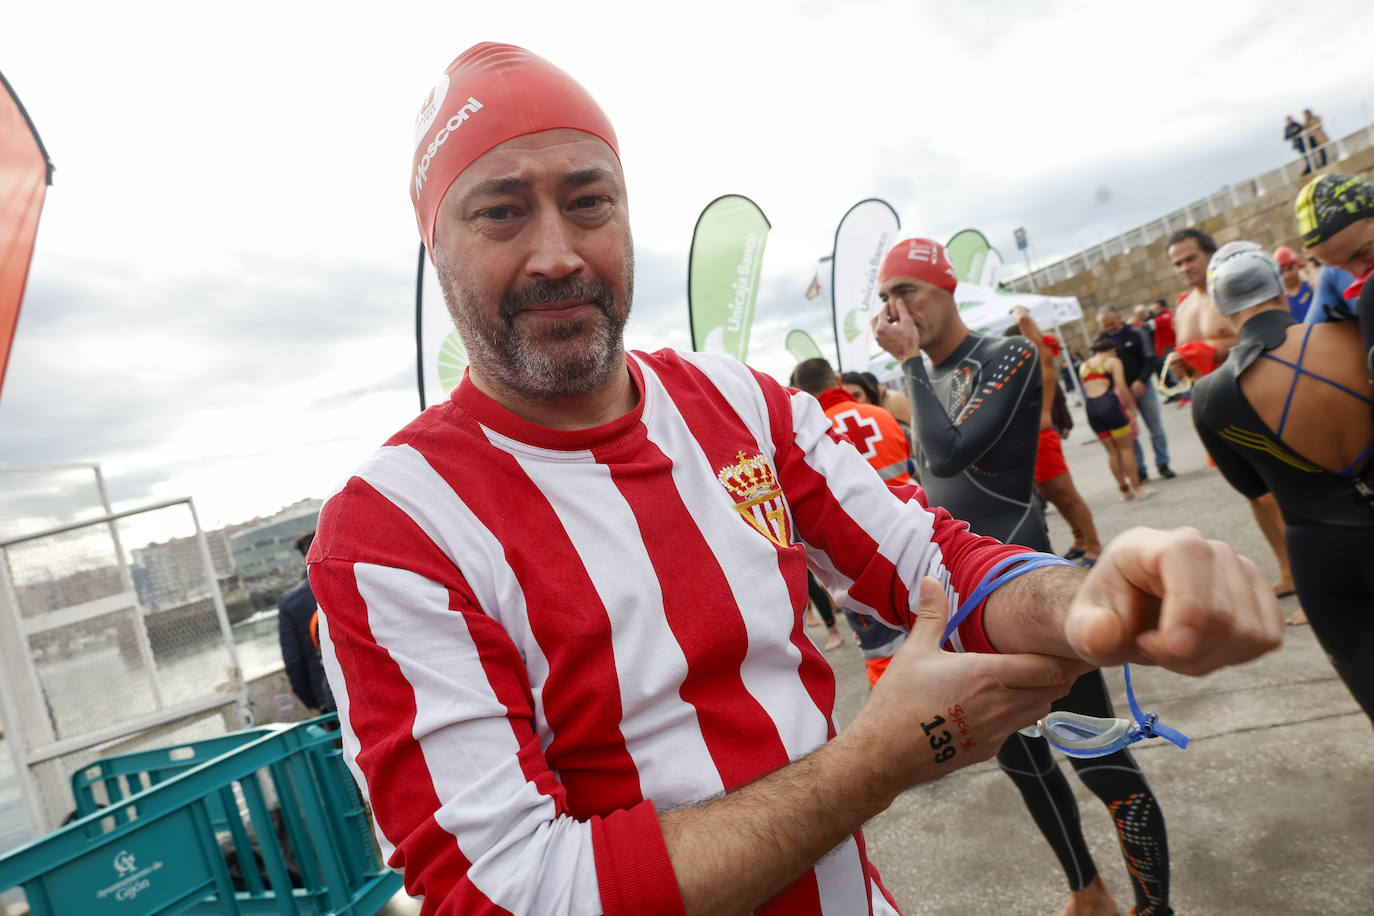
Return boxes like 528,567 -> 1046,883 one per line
309,349 -> 1026,916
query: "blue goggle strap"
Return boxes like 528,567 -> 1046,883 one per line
1122,662 -> 1189,751
938,551 -> 1189,753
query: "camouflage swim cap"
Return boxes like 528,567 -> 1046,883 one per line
1294,173 -> 1374,248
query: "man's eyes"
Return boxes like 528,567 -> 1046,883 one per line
476,205 -> 518,221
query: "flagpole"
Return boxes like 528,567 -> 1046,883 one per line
415,242 -> 426,411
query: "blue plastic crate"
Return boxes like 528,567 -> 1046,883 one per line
0,717 -> 402,915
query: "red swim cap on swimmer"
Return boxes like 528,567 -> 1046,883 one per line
409,43 -> 620,253
1274,246 -> 1300,267
877,238 -> 959,293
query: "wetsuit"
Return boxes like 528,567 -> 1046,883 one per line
902,333 -> 1048,549
1192,309 -> 1374,725
1081,362 -> 1132,440
902,334 -> 1173,915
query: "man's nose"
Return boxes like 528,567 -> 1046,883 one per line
524,208 -> 585,279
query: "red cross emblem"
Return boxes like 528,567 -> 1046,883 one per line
831,409 -> 881,459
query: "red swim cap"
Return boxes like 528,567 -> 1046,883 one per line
877,237 -> 958,293
1274,245 -> 1300,267
409,43 -> 620,254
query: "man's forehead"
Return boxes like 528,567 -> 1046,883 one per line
463,129 -> 619,179
880,275 -> 930,292
1169,239 -> 1202,258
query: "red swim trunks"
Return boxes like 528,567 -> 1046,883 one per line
1034,426 -> 1069,483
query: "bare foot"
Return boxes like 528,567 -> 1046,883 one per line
1286,607 -> 1308,626
1058,875 -> 1118,916
1273,579 -> 1297,598
823,629 -> 844,651
805,607 -> 821,628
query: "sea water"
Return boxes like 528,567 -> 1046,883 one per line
0,609 -> 286,857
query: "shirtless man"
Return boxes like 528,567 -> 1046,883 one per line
1008,305 -> 1104,564
1166,228 -> 1297,602
1167,229 -> 1236,379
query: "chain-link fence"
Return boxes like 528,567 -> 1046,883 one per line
0,489 -> 250,836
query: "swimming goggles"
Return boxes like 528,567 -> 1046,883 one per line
940,553 -> 1189,759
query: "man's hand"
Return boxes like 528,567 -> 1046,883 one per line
1063,527 -> 1283,676
871,298 -> 922,364
662,577 -> 1083,916
844,578 -> 1084,795
1130,379 -> 1146,398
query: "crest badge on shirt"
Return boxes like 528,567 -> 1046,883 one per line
717,451 -> 792,548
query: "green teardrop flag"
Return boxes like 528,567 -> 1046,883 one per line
688,195 -> 771,361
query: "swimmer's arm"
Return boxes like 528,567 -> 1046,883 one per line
1191,404 -> 1268,500
1110,358 -> 1137,413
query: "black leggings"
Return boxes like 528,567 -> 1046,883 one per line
996,670 -> 1172,916
1286,522 -> 1374,727
806,571 -> 835,627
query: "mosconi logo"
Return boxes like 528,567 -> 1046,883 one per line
414,97 -> 486,195
113,850 -> 137,876
413,74 -> 451,150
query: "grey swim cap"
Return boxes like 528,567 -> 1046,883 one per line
1207,241 -> 1285,315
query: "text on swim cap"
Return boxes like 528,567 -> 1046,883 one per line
415,98 -> 485,195
906,241 -> 939,263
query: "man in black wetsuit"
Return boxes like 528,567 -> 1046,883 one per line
873,237 -> 1175,916
1192,241 -> 1374,727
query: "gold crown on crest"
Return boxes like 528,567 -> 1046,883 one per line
717,451 -> 780,500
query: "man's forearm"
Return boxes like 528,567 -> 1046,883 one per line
660,729 -> 899,916
980,563 -> 1085,657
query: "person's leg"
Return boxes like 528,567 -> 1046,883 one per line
1039,472 -> 1103,561
1248,494 -> 1296,597
1131,435 -> 1147,481
1135,383 -> 1172,475
996,733 -> 1118,916
1061,672 -> 1173,916
1114,434 -> 1148,496
805,571 -> 844,650
1287,525 -> 1374,727
1098,440 -> 1129,497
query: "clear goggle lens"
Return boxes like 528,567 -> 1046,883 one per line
1020,712 -> 1135,758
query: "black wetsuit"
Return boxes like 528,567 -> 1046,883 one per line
903,333 -> 1173,915
1193,309 -> 1374,726
903,332 -> 1049,549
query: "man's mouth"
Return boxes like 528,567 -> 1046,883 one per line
517,300 -> 594,317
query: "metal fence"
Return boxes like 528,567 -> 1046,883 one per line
0,488 -> 251,837
1006,122 -> 1374,292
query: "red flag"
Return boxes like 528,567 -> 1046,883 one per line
804,270 -> 821,300
0,71 -> 52,399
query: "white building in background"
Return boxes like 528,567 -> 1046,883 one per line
227,499 -> 323,585
131,528 -> 235,610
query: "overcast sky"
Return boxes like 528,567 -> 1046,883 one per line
3,0 -> 1373,534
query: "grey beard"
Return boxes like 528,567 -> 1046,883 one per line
435,258 -> 634,401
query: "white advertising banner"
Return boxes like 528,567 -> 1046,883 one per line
831,199 -> 900,373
